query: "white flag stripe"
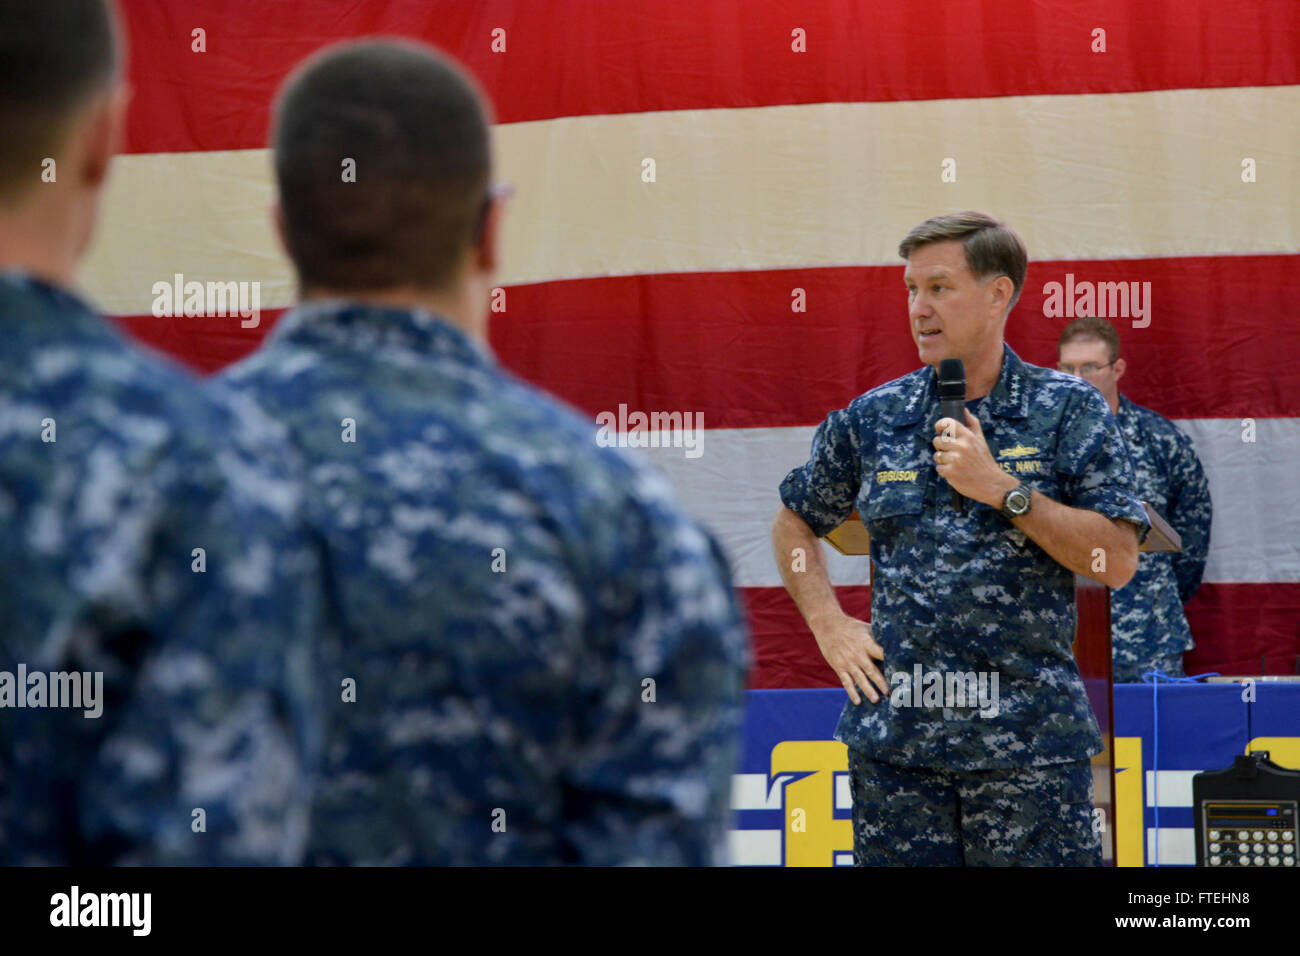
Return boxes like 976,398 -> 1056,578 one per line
627,426 -> 872,587
631,418 -> 1300,587
81,85 -> 1300,316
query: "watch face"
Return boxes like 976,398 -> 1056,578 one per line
1007,489 -> 1030,514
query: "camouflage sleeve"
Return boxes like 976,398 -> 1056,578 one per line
1166,428 -> 1212,603
1054,388 -> 1150,542
779,405 -> 863,537
78,402 -> 323,865
559,467 -> 751,865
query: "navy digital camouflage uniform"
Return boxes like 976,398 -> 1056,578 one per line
781,344 -> 1148,865
1109,395 -> 1211,682
0,271 -> 322,865
847,753 -> 1099,866
216,299 -> 751,866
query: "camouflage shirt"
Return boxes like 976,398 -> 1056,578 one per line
781,344 -> 1149,771
216,299 -> 751,865
1109,395 -> 1212,681
0,271 -> 321,865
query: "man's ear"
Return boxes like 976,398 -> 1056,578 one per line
82,83 -> 130,191
475,192 -> 507,275
1113,356 -> 1127,385
989,274 -> 1013,317
271,199 -> 289,257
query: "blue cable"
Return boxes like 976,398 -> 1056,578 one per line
1139,669 -> 1219,866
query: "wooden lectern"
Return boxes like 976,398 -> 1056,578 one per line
822,502 -> 1180,866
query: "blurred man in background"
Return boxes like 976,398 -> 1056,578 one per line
216,39 -> 750,864
1058,317 -> 1212,680
0,0 -> 321,864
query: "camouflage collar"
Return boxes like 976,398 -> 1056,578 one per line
0,269 -> 99,318
268,298 -> 494,367
888,343 -> 1031,427
0,269 -> 105,335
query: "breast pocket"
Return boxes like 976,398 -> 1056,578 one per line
862,478 -> 926,538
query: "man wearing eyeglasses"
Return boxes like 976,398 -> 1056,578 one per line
1057,317 -> 1212,681
215,39 -> 750,865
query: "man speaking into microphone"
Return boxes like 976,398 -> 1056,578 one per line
771,211 -> 1149,866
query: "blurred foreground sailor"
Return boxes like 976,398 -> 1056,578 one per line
0,0 -> 321,864
217,39 -> 750,864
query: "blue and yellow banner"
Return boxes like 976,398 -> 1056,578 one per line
731,683 -> 1300,866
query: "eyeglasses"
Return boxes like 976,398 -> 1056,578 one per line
1058,360 -> 1116,375
473,181 -> 515,242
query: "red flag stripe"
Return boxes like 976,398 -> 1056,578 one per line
118,0 -> 1300,154
114,253 -> 1300,423
741,583 -> 1300,689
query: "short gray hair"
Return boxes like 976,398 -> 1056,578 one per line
898,211 -> 1028,314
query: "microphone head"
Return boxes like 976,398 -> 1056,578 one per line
937,358 -> 966,399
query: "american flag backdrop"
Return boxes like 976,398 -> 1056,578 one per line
83,0 -> 1300,687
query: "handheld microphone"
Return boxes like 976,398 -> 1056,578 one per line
937,358 -> 966,512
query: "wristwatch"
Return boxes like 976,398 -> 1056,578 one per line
1000,482 -> 1032,519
